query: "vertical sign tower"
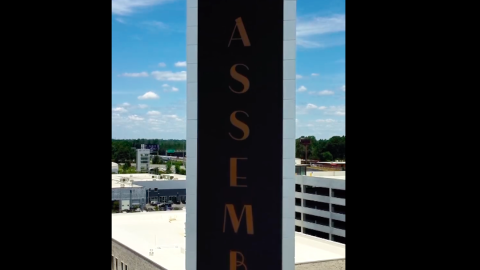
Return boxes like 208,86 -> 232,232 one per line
186,0 -> 296,269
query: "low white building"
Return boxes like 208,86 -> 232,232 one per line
112,211 -> 345,270
112,162 -> 119,174
111,176 -> 147,209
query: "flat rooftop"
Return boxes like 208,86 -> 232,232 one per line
113,173 -> 186,181
112,210 -> 345,270
112,180 -> 143,189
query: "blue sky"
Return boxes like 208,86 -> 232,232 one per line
112,0 -> 345,139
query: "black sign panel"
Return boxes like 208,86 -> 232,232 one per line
197,0 -> 284,269
144,144 -> 159,153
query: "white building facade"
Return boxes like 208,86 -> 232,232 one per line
136,147 -> 150,173
294,172 -> 346,244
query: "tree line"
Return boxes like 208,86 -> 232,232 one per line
295,135 -> 345,162
112,136 -> 345,163
112,139 -> 185,163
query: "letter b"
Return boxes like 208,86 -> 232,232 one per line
230,251 -> 247,270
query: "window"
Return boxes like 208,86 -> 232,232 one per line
332,219 -> 345,230
115,258 -> 118,270
304,228 -> 329,240
303,213 -> 329,226
295,166 -> 307,175
332,189 -> 346,199
111,255 -> 114,270
295,225 -> 301,232
295,184 -> 301,192
332,234 -> 345,244
332,204 -> 346,214
303,199 -> 329,211
125,265 -> 127,270
304,185 -> 329,196
295,211 -> 301,220
121,262 -> 124,270
159,196 -> 167,203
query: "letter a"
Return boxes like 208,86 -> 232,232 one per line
228,17 -> 251,47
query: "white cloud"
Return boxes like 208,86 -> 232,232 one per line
163,114 -> 182,121
309,90 -> 335,95
112,104 -> 188,139
296,74 -> 303,79
112,0 -> 172,16
158,62 -> 166,67
112,107 -> 127,113
128,115 -> 144,121
318,90 -> 334,95
162,85 -> 180,92
342,85 -> 345,91
324,105 -> 346,116
116,18 -> 126,24
297,86 -> 307,92
147,110 -> 161,115
143,21 -> 167,29
119,72 -> 148,77
296,14 -> 345,48
296,103 -> 329,115
174,61 -> 186,67
311,73 -> 319,76
138,104 -> 148,109
138,91 -> 159,100
316,119 -> 336,123
121,102 -> 130,107
151,71 -> 186,81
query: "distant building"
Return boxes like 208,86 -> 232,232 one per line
136,144 -> 150,172
111,176 -> 147,210
113,173 -> 186,205
112,162 -> 118,174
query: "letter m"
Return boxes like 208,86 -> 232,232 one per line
223,204 -> 254,235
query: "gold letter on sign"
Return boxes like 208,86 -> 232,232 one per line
223,204 -> 254,234
230,158 -> 247,187
228,17 -> 251,47
230,251 -> 248,270
229,111 -> 249,141
229,64 -> 250,94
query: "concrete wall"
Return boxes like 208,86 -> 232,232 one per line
113,238 -> 344,270
112,239 -> 167,270
295,259 -> 346,270
135,180 -> 186,190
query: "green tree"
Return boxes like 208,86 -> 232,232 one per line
123,161 -> 131,171
179,168 -> 186,175
174,164 -> 181,174
152,155 -> 160,164
320,151 -> 333,161
166,161 -> 172,174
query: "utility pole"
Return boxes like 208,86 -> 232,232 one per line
300,138 -> 311,166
